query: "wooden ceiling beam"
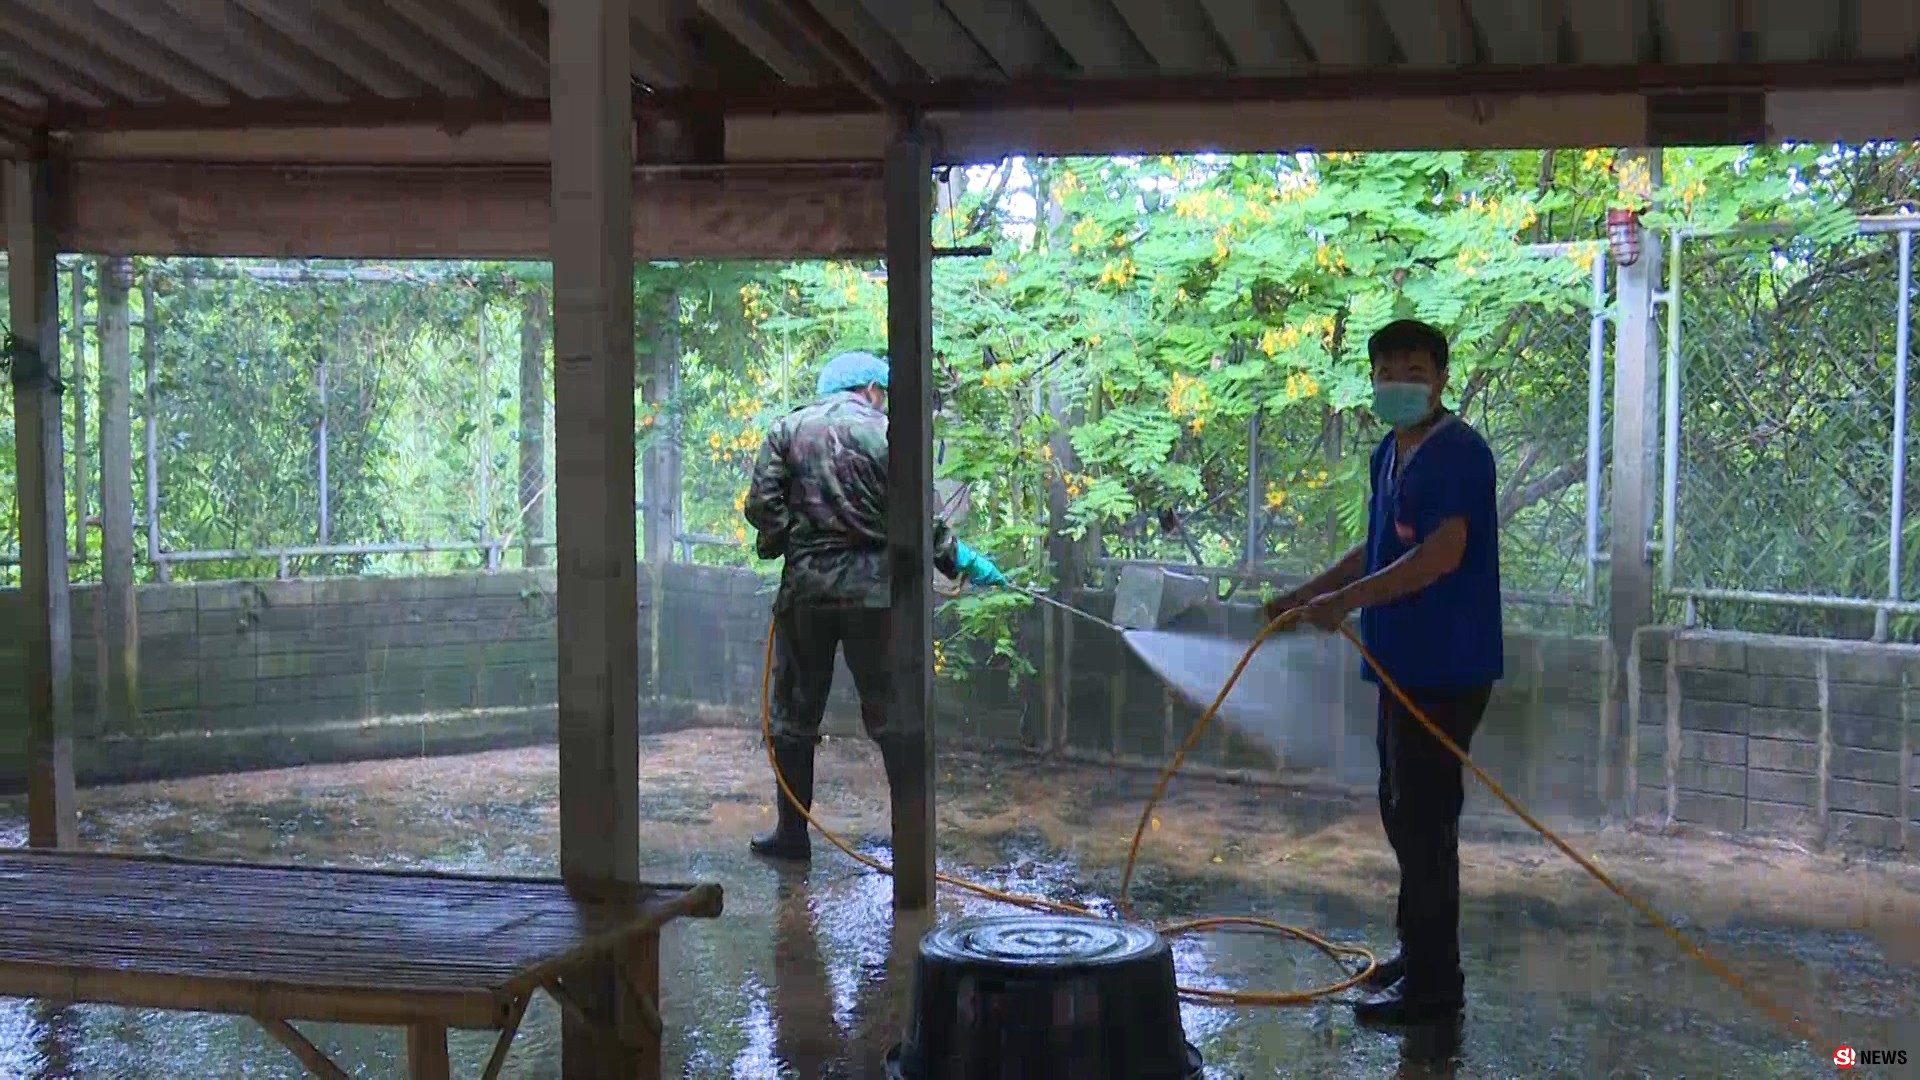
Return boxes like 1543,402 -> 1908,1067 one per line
792,0 -> 928,84
1109,0 -> 1232,72
381,0 -> 548,97
1,8 -> 175,105
938,0 -> 1068,76
152,0 -> 361,103
0,34 -> 113,110
847,0 -> 995,80
1655,0 -> 1738,64
1468,0 -> 1565,65
1568,0 -> 1648,65
90,0 -> 291,100
19,0 -> 231,106
229,0 -> 424,99
1196,0 -> 1310,72
1855,0 -> 1920,60
50,160 -> 887,260
323,0 -> 488,97
1282,0 -> 1381,68
698,0 -> 830,84
1022,0 -> 1153,74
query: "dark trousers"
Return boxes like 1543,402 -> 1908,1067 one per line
769,604 -> 892,749
1377,684 -> 1492,995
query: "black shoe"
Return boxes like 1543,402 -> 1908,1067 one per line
1359,951 -> 1406,992
1354,983 -> 1464,1028
751,741 -> 815,862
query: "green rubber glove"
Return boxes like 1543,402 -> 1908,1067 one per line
954,542 -> 1011,588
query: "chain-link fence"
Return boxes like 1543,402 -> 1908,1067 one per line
1664,219 -> 1920,639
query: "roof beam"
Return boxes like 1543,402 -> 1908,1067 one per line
1756,0 -> 1842,62
938,0 -> 1068,76
230,0 -> 425,99
20,0 -> 231,106
323,0 -> 488,96
1109,0 -> 1232,72
1282,0 -> 1379,67
0,9 -> 174,105
698,0 -> 830,84
1468,0 -> 1565,65
1372,0 -> 1467,66
0,33 -> 112,109
54,161 -> 887,259
1568,0 -> 1648,64
1855,0 -> 1920,60
90,0 -> 290,100
847,0 -> 995,80
1021,0 -> 1153,74
1655,0 -> 1738,64
777,0 -> 923,84
450,0 -> 555,73
381,0 -> 549,96
1197,0 -> 1310,72
151,0 -> 358,103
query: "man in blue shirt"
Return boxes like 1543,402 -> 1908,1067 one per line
1264,319 -> 1503,1026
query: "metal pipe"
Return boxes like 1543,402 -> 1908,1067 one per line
1013,585 -> 1123,633
317,346 -> 331,545
1585,251 -> 1606,604
1671,585 -> 1920,616
140,272 -> 166,581
1245,409 -> 1262,567
1892,230 -> 1913,607
1660,230 -> 1682,591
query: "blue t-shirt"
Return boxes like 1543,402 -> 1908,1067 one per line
1358,415 -> 1504,692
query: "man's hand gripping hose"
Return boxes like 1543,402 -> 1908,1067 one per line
759,600 -> 1824,1040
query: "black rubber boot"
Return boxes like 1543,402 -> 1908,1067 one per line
751,741 -> 815,862
1360,950 -> 1407,992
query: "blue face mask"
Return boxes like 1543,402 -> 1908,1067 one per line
1370,381 -> 1434,429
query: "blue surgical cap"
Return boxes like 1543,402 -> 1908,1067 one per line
816,351 -> 889,397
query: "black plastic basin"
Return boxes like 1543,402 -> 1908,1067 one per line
886,913 -> 1203,1080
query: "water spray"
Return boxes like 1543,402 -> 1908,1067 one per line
760,565 -> 1824,1077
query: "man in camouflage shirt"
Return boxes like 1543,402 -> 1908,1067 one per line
744,350 -> 1009,861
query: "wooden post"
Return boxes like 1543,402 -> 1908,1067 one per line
519,285 -> 549,568
549,0 -> 640,1074
97,256 -> 139,738
885,124 -> 937,912
1607,148 -> 1663,815
7,159 -> 77,849
405,1023 -> 451,1080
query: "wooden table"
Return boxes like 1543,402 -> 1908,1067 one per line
0,849 -> 724,1078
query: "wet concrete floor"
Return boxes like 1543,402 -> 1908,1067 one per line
1,728 -> 1916,1078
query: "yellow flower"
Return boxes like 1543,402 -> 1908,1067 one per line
1188,417 -> 1205,434
1265,484 -> 1287,510
707,432 -> 722,450
1284,372 -> 1320,400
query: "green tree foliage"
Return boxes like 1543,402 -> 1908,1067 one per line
0,143 -> 1913,657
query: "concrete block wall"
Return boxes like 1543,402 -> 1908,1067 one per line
1632,627 -> 1918,853
0,572 -> 574,787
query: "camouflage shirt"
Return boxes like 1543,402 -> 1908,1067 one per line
745,392 -> 960,611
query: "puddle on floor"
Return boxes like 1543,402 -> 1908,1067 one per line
1,729 -> 1915,1078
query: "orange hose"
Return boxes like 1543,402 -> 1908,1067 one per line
760,608 -> 1824,1038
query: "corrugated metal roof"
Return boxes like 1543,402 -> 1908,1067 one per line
0,0 -> 1913,138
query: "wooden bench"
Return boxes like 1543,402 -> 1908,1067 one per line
0,849 -> 724,1078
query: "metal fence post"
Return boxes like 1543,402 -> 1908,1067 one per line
1886,228 -> 1912,641
1586,251 -> 1607,605
1245,408 -> 1262,567
140,270 -> 167,582
1661,230 -> 1682,592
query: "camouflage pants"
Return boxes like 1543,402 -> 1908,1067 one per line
769,604 -> 892,748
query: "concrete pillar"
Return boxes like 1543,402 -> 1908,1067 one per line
548,0 -> 642,1074
1607,148 -> 1664,815
97,257 -> 140,738
6,160 -> 76,848
885,124 -> 937,911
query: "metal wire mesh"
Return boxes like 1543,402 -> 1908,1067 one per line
1668,227 -> 1918,637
